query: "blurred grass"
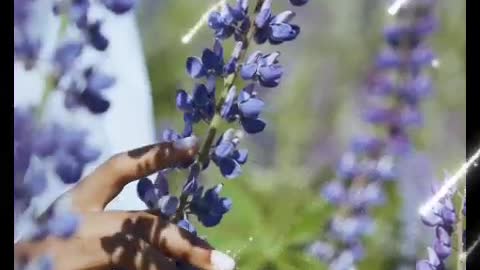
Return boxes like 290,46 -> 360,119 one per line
137,0 -> 465,269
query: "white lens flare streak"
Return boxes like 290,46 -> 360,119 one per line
181,0 -> 227,44
387,0 -> 410,15
419,148 -> 480,217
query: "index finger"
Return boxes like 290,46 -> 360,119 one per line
67,136 -> 199,212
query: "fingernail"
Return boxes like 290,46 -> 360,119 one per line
173,136 -> 199,150
211,250 -> 235,270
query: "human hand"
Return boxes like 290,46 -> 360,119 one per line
14,137 -> 236,270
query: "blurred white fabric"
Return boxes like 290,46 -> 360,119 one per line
15,11 -> 154,241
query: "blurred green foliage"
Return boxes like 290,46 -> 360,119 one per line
137,0 -> 465,269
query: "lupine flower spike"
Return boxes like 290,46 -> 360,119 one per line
136,2 -> 311,270
308,0 -> 438,269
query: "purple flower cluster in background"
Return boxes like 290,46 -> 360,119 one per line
14,0 -> 136,115
14,106 -> 100,242
14,1 -> 136,269
136,2 -> 309,267
307,0 -> 438,269
14,0 -> 42,70
51,0 -> 135,114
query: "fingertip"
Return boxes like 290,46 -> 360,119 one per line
172,136 -> 200,164
210,250 -> 236,270
173,135 -> 200,151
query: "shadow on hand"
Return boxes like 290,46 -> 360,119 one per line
100,212 -> 211,270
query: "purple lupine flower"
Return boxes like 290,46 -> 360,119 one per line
14,107 -> 100,186
321,181 -> 347,205
101,0 -> 136,15
14,113 -> 85,242
51,0 -> 133,115
208,0 -> 250,40
176,84 -> 216,124
417,183 -> 455,269
84,21 -> 110,51
240,51 -> 284,87
14,38 -> 42,70
211,129 -> 248,179
187,39 -> 226,79
14,157 -> 47,216
64,67 -> 115,114
254,1 -> 301,45
221,85 -> 267,134
289,0 -> 309,6
53,127 -> 101,184
190,184 -> 232,227
14,0 -> 42,69
51,0 -> 135,117
137,173 -> 179,217
416,247 -> 444,270
181,163 -> 201,196
310,0 -> 438,268
307,241 -> 336,262
53,0 -> 90,28
52,42 -> 84,77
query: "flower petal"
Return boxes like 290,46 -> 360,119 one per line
201,48 -> 221,71
215,141 -> 235,158
80,90 -> 110,114
177,219 -> 197,235
270,23 -> 299,42
232,149 -> 248,165
289,0 -> 309,6
239,97 -> 264,118
54,42 -> 83,72
154,172 -> 169,196
241,117 -> 266,134
208,11 -> 224,29
186,57 -> 205,78
192,84 -> 210,107
175,90 -> 193,111
255,4 -> 271,28
101,0 -> 135,14
159,195 -> 179,216
258,64 -> 283,82
137,178 -> 157,206
221,86 -> 237,119
240,63 -> 257,80
55,153 -> 84,184
218,158 -> 242,179
87,22 -> 109,51
85,69 -> 115,92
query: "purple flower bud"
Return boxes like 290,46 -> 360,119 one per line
86,21 -> 109,51
53,42 -> 83,74
307,241 -> 335,261
289,0 -> 309,6
101,0 -> 136,14
321,181 -> 346,205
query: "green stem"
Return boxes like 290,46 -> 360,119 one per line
34,15 -> 70,120
195,0 -> 263,166
35,75 -> 56,120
